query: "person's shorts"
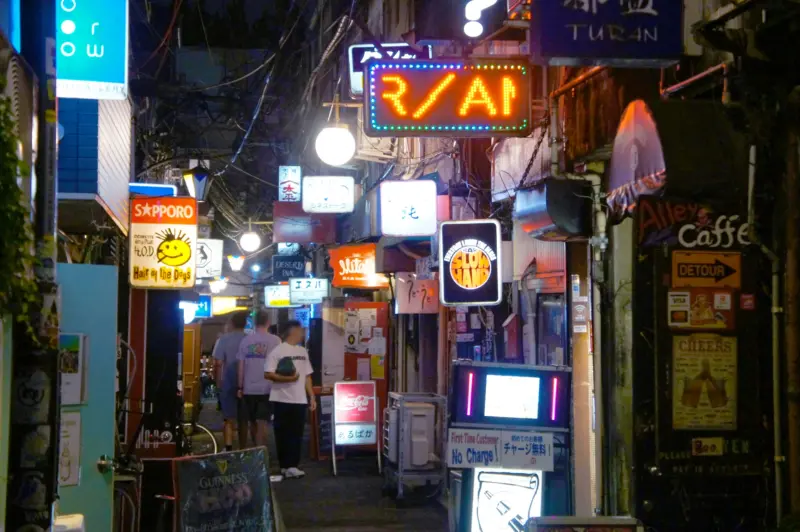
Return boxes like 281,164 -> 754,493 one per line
219,386 -> 239,420
240,394 -> 271,422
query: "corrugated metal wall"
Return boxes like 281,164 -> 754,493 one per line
97,99 -> 132,232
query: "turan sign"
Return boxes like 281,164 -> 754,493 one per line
531,0 -> 683,66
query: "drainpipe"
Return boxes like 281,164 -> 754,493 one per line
660,62 -> 733,104
747,145 -> 783,523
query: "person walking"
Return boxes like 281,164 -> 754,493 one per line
212,311 -> 248,452
236,310 -> 281,448
264,320 -> 315,480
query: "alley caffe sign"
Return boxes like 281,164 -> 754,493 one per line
637,196 -> 751,250
129,197 -> 197,289
439,220 -> 502,306
328,243 -> 389,289
363,59 -> 532,138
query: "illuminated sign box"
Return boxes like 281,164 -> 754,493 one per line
290,278 -> 329,305
364,59 -> 532,138
449,362 -> 572,431
379,180 -> 438,237
439,219 -> 502,306
348,43 -> 432,98
264,285 -> 300,308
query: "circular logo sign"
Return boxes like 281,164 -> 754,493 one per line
447,243 -> 492,290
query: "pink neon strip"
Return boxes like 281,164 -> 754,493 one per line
466,372 -> 474,416
551,377 -> 558,421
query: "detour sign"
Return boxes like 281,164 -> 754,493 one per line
672,251 -> 741,289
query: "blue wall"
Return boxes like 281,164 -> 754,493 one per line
58,99 -> 100,194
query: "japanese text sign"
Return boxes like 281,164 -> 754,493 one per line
380,180 -> 438,237
302,176 -> 355,214
439,220 -> 502,306
395,272 -> 439,314
278,166 -> 301,202
56,0 -> 129,99
290,277 -> 329,305
348,43 -> 432,98
329,244 -> 390,289
531,0 -> 683,65
272,254 -> 305,282
129,197 -> 197,289
364,59 -> 532,138
264,285 -> 298,308
334,381 -> 378,446
447,428 -> 554,471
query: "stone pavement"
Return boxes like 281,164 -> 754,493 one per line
197,398 -> 449,531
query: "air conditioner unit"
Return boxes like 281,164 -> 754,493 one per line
355,107 -> 398,163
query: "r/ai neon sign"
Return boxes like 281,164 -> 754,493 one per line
364,59 -> 532,138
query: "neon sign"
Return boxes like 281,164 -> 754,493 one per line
364,59 -> 532,138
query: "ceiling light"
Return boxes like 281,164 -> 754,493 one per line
315,125 -> 356,167
239,231 -> 261,253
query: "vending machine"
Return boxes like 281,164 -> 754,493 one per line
447,360 -> 572,532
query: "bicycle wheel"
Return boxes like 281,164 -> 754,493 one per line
183,422 -> 219,455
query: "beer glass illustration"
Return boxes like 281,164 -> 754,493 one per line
474,471 -> 540,531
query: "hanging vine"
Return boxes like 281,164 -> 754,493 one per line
0,78 -> 39,338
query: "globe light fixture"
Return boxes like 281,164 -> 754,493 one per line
315,125 -> 356,167
251,264 -> 261,274
239,231 -> 261,253
228,255 -> 245,272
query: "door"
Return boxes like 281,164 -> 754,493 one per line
182,323 -> 202,413
321,305 -> 345,386
57,264 -> 118,530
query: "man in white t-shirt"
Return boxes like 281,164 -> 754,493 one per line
264,320 -> 316,480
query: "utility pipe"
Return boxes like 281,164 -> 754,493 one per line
747,145 -> 783,523
549,66 -> 609,515
660,62 -> 732,103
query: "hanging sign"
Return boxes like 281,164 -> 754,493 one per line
277,242 -> 301,255
129,197 -> 197,289
196,238 -> 223,279
333,381 -> 378,445
290,277 -> 330,305
278,166 -> 302,202
195,295 -> 212,318
348,43 -> 432,97
272,202 -> 337,245
211,297 -> 248,316
364,59 -> 532,138
439,220 -> 502,306
264,285 -> 299,308
530,0 -> 683,66
56,0 -> 129,99
395,273 -> 438,314
272,254 -> 305,282
380,180 -> 438,237
302,176 -> 355,214
329,244 -> 390,289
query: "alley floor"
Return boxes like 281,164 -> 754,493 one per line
197,398 -> 449,531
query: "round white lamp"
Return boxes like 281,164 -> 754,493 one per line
227,255 -> 245,272
239,231 -> 261,253
209,277 -> 228,294
315,125 -> 356,167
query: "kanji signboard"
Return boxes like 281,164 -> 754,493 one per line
671,251 -> 741,289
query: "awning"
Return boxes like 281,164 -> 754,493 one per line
606,100 -> 748,221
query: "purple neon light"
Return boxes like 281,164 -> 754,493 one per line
466,372 -> 474,416
551,377 -> 558,421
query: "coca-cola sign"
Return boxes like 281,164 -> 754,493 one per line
329,244 -> 389,289
334,382 -> 377,425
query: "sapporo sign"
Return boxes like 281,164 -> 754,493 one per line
671,251 -> 741,290
129,197 -> 197,288
363,59 -> 532,138
439,220 -> 502,306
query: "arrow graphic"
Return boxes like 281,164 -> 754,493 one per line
677,259 -> 737,283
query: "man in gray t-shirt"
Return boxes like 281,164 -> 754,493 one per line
212,311 -> 248,451
237,310 -> 281,448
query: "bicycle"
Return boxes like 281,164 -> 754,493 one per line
181,419 -> 219,456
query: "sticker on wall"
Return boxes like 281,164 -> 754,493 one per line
668,289 -> 735,330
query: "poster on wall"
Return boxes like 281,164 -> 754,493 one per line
667,289 -> 735,330
58,411 -> 82,487
439,220 -> 502,306
672,334 -> 737,430
129,197 -> 197,289
329,244 -> 389,289
469,468 -> 543,532
59,334 -> 86,405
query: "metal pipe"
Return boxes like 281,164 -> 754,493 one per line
747,145 -> 783,523
786,126 -> 800,515
551,66 -> 608,99
660,62 -> 731,98
694,0 -> 763,32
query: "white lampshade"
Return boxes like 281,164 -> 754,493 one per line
464,21 -> 483,38
239,231 -> 261,253
315,125 -> 356,167
227,255 -> 245,272
209,277 -> 228,294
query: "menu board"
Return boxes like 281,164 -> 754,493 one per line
316,395 -> 334,458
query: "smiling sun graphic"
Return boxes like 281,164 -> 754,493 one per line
156,228 -> 192,267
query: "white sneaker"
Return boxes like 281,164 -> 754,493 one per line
269,474 -> 284,483
284,467 -> 305,478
